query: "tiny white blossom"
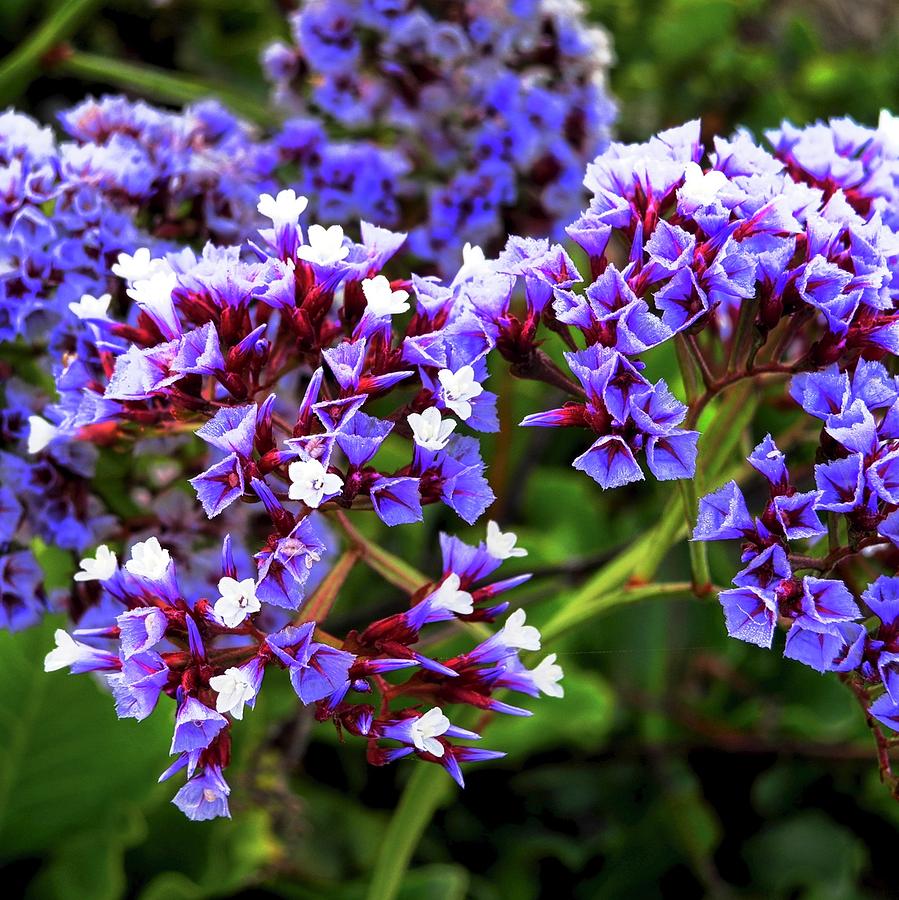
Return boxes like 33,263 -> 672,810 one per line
427,573 -> 474,615
209,666 -> 256,720
361,275 -> 410,316
125,268 -> 178,309
257,189 -> 308,229
213,576 -> 261,628
296,223 -> 349,266
125,537 -> 171,581
44,629 -> 89,672
111,247 -> 162,283
409,707 -> 450,757
27,415 -> 58,454
680,161 -> 729,207
74,545 -> 118,583
500,608 -> 541,651
452,241 -> 493,285
486,520 -> 528,559
531,653 -> 564,698
68,292 -> 111,320
407,407 -> 456,451
438,365 -> 483,421
287,458 -> 344,508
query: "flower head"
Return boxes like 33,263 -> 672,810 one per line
361,275 -> 410,316
74,544 -> 118,582
213,576 -> 260,628
287,458 -> 343,508
408,407 -> 456,451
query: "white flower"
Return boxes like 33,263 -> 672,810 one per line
531,653 -> 564,698
111,247 -> 162,283
427,573 -> 473,615
125,268 -> 178,309
287,458 -> 344,508
485,520 -> 528,559
125,537 -> 171,581
43,629 -> 90,672
452,241 -> 493,285
499,608 -> 541,651
209,666 -> 257,720
296,224 -> 349,266
680,161 -> 729,207
68,292 -> 111,320
27,415 -> 58,454
438,365 -> 483,421
409,707 -> 450,757
74,545 -> 118,583
877,109 -> 899,156
407,407 -> 456,450
213,576 -> 261,628
257,188 -> 308,229
361,275 -> 410,316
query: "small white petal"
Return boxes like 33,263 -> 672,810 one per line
74,545 -> 118,582
27,416 -> 58,454
125,537 -> 171,581
485,520 -> 528,559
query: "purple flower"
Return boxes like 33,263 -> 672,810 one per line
170,696 -> 228,755
693,481 -> 754,541
718,586 -> 777,647
172,765 -> 231,821
108,651 -> 170,721
189,453 -> 246,518
266,623 -> 356,704
116,607 -> 168,658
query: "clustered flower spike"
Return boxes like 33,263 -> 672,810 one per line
0,97 -> 278,629
65,191 -> 502,546
694,359 -> 899,731
263,0 -> 616,272
451,116 -> 899,491
45,525 -> 561,819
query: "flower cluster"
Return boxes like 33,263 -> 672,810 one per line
694,360 -> 899,728
67,192 -> 501,541
446,117 -> 899,490
768,110 -> 899,231
45,524 -> 562,820
263,0 -> 616,272
0,97 -> 277,630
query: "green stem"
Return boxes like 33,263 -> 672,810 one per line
725,297 -> 759,374
364,761 -> 453,900
295,549 -> 360,626
332,511 -> 429,594
675,335 -> 701,405
52,51 -> 273,126
542,581 -> 704,643
677,479 -> 711,597
0,0 -> 101,105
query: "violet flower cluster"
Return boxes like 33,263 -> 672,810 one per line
695,362 -> 899,717
450,116 -> 899,491
0,97 -> 276,629
263,0 -> 616,272
45,523 -> 562,820
63,192 -> 500,533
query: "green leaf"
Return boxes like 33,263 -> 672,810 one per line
27,807 -> 146,900
396,865 -> 469,900
0,619 -> 171,860
137,810 -> 276,900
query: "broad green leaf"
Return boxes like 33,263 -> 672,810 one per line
0,619 -> 171,860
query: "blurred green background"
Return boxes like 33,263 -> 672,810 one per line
2,1 -> 899,898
